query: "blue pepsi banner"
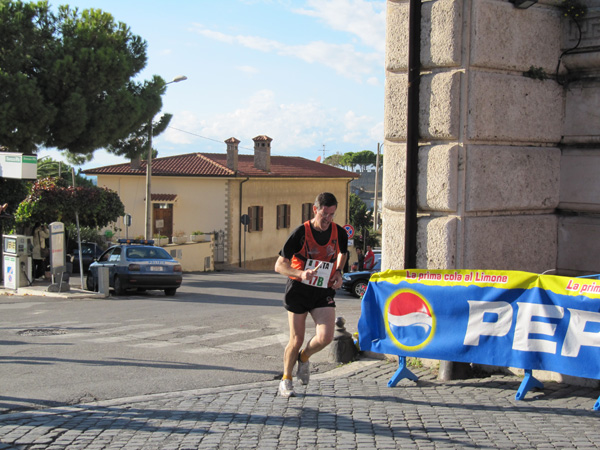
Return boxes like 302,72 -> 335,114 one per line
358,270 -> 600,380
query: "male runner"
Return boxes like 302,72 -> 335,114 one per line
274,192 -> 348,397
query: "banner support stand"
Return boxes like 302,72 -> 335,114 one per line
388,356 -> 418,387
515,369 -> 543,400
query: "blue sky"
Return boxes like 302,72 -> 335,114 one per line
38,0 -> 386,170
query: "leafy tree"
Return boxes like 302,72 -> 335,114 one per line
348,193 -> 380,249
349,193 -> 371,248
0,1 -> 54,153
323,153 -> 344,167
0,1 -> 166,157
14,178 -> 124,229
324,150 -> 382,172
353,150 -> 377,171
0,177 -> 30,232
37,157 -> 94,187
65,223 -> 106,248
108,113 -> 172,160
340,152 -> 355,171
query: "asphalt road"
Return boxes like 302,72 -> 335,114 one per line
0,270 -> 363,414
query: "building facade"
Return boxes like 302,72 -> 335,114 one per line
84,136 -> 357,270
383,0 -> 600,276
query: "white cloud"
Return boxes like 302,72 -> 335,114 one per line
162,111 -> 202,146
366,76 -> 380,86
236,65 -> 260,74
293,0 -> 386,53
191,9 -> 383,83
161,89 -> 380,156
368,121 -> 384,143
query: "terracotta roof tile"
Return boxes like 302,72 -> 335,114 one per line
83,152 -> 357,179
151,193 -> 177,202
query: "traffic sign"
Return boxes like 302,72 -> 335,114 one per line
343,224 -> 355,239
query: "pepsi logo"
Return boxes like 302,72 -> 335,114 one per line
384,289 -> 436,351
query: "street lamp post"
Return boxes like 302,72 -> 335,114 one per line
145,75 -> 187,240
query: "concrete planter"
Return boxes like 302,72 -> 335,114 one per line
157,237 -> 169,246
172,236 -> 188,245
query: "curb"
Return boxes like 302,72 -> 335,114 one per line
0,359 -> 383,421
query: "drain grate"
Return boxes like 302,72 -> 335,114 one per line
17,328 -> 67,336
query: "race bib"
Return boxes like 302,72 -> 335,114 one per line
302,259 -> 333,289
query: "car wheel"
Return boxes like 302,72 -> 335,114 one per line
164,288 -> 177,296
86,273 -> 96,292
352,280 -> 368,298
114,276 -> 126,296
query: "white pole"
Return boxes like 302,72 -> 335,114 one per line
145,120 -> 153,240
373,143 -> 381,231
72,168 -> 84,289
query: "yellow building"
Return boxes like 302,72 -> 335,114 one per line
84,136 -> 357,270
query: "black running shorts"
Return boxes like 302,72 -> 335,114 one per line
284,278 -> 336,314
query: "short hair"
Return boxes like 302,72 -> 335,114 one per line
314,192 -> 338,209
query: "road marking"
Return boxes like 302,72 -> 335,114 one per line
191,328 -> 261,342
219,333 -> 286,351
0,302 -> 44,310
88,325 -> 202,343
47,323 -> 161,339
8,319 -> 285,356
129,328 -> 211,348
183,333 -> 287,355
182,346 -> 231,356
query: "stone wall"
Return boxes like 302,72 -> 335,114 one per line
558,3 -> 600,275
383,0 -> 600,275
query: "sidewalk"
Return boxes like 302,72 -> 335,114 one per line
0,276 -> 104,299
2,358 -> 600,449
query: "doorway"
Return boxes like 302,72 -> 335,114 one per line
153,203 -> 173,238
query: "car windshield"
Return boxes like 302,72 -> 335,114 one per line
126,247 -> 171,260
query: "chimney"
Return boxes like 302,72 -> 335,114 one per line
253,135 -> 272,172
130,156 -> 141,170
225,137 -> 240,172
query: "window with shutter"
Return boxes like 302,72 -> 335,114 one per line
302,203 -> 314,222
277,204 -> 291,229
248,206 -> 254,233
248,206 -> 263,232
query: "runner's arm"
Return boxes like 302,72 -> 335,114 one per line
275,256 -> 318,281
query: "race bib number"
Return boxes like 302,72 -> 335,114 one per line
303,259 -> 333,289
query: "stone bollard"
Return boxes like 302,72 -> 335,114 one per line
328,316 -> 359,364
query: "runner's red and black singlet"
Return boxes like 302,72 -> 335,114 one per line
289,221 -> 340,285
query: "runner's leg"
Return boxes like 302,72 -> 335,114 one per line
302,307 -> 336,359
283,311 -> 308,378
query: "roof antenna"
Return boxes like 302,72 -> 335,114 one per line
321,144 -> 328,162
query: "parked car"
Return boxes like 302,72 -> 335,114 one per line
70,242 -> 105,274
342,259 -> 382,298
87,239 -> 183,296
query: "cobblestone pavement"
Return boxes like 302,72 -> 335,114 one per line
1,359 -> 600,449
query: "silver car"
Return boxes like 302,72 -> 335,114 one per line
87,239 -> 183,296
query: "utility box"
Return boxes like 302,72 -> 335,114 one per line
97,266 -> 110,297
47,222 -> 70,292
3,234 -> 33,289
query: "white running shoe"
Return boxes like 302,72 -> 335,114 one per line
297,354 -> 310,385
278,379 -> 295,398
